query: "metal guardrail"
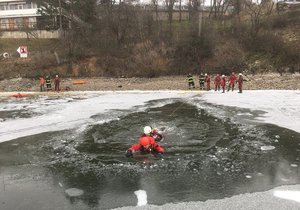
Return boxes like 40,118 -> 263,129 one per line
0,21 -> 37,30
0,22 -> 60,31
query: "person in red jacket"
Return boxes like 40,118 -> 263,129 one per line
228,72 -> 237,91
141,126 -> 163,142
221,74 -> 226,93
214,74 -> 221,91
151,128 -> 163,142
54,75 -> 60,92
125,126 -> 165,158
237,73 -> 244,93
204,73 -> 211,91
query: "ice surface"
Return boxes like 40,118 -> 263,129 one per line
0,91 -> 198,143
202,90 -> 300,133
0,90 -> 299,143
261,146 -> 276,151
273,190 -> 300,203
65,188 -> 84,197
134,190 -> 147,206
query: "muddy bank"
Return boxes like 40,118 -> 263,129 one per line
0,73 -> 299,92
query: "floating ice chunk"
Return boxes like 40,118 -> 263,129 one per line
280,178 -> 289,182
290,164 -> 298,168
261,146 -> 275,151
134,190 -> 147,206
65,188 -> 84,197
274,190 -> 300,203
237,113 -> 253,116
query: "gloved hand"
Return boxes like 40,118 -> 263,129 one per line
125,150 -> 133,158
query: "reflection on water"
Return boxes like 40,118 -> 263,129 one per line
0,99 -> 300,209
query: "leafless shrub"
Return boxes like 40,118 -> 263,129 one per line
127,40 -> 169,77
206,39 -> 246,74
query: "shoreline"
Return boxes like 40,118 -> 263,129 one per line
0,73 -> 300,92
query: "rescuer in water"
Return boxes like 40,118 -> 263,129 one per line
125,126 -> 165,158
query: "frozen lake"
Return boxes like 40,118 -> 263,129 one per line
0,90 -> 299,209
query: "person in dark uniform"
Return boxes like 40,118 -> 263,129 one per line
187,73 -> 195,89
45,75 -> 52,91
237,73 -> 244,93
199,73 -> 205,90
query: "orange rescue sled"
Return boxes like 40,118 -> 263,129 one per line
11,93 -> 28,98
72,80 -> 88,85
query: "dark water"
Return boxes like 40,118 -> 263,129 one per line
0,98 -> 300,209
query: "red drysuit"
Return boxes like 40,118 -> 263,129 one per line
228,72 -> 237,91
127,136 -> 165,156
205,74 -> 211,91
214,74 -> 221,91
221,76 -> 226,93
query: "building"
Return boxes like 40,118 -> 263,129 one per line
277,0 -> 300,11
0,0 -> 40,30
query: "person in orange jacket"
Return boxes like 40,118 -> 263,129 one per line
214,74 -> 221,91
39,76 -> 45,92
221,75 -> 226,93
125,126 -> 165,158
204,73 -> 211,91
237,73 -> 244,93
228,72 -> 237,91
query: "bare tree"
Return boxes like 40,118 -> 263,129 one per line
208,0 -> 232,19
164,0 -> 177,36
244,0 -> 275,37
152,0 -> 159,21
179,0 -> 182,22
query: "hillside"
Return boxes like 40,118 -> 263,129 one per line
0,8 -> 299,80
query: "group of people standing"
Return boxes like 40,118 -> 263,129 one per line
187,72 -> 244,93
39,75 -> 61,92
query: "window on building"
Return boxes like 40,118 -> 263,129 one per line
24,3 -> 32,9
8,18 -> 15,30
1,19 -> 9,30
18,4 -> 23,10
0,4 -> 6,10
16,18 -> 23,28
9,4 -> 18,10
23,17 -> 29,28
